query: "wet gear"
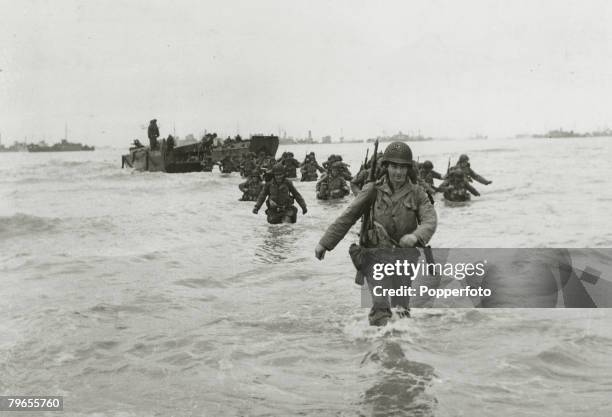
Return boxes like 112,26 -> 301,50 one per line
272,163 -> 286,175
254,178 -> 307,224
239,174 -> 263,201
438,168 -> 480,201
317,170 -> 350,200
319,178 -> 437,325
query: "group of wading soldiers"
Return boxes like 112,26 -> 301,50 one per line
240,141 -> 492,325
238,152 -> 353,204
240,144 -> 492,224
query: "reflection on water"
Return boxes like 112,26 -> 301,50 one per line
362,340 -> 436,417
254,224 -> 303,264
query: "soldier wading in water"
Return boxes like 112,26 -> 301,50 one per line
253,163 -> 308,224
314,142 -> 437,326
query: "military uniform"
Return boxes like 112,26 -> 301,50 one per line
453,155 -> 491,185
300,160 -> 324,181
320,179 -> 436,320
418,161 -> 443,191
254,177 -> 307,224
316,142 -> 437,326
283,155 -> 300,178
316,166 -> 350,200
147,119 -> 159,150
239,172 -> 263,201
320,180 -> 436,250
241,157 -> 256,177
438,168 -> 480,201
350,166 -> 384,195
220,156 -> 235,173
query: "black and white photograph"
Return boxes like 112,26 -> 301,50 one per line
2,1 -> 612,416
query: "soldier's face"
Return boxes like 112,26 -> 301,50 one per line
274,174 -> 284,182
387,163 -> 409,184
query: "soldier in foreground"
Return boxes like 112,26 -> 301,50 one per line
239,169 -> 263,201
315,142 -> 437,326
253,163 -> 308,224
316,161 -> 351,200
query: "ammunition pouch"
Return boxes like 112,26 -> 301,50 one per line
349,221 -> 421,285
267,198 -> 294,213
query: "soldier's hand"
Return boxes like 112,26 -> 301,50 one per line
399,234 -> 418,248
315,243 -> 326,260
302,207 -> 308,215
252,207 -> 259,214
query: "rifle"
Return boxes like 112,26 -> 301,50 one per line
447,157 -> 451,175
359,140 -> 379,247
351,140 -> 379,285
361,148 -> 369,171
417,239 -> 436,275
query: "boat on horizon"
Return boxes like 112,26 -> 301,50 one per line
27,139 -> 95,152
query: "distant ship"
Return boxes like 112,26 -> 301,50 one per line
27,124 -> 95,152
0,141 -> 28,152
27,139 -> 95,152
367,131 -> 432,143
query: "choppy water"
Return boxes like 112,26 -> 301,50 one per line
1,137 -> 612,416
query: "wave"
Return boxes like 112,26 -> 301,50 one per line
0,213 -> 61,238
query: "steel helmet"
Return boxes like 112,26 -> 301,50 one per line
382,142 -> 413,166
272,163 -> 285,175
422,160 -> 433,170
459,154 -> 469,163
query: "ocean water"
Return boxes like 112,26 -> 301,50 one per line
1,137 -> 612,417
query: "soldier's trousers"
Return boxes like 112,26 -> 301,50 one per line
265,206 -> 298,224
300,174 -> 317,182
366,273 -> 411,310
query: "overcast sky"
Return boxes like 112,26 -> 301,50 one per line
1,0 -> 612,146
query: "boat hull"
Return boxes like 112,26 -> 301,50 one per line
122,135 -> 279,173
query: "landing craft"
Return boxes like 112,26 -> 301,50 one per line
121,134 -> 279,173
